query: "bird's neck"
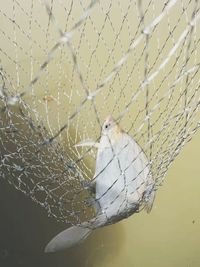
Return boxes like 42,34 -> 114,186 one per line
100,125 -> 122,149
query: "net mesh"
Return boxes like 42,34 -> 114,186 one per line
1,0 -> 200,225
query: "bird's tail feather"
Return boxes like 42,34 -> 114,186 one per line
143,183 -> 156,213
44,225 -> 92,253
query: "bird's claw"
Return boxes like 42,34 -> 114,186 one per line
84,197 -> 96,207
84,197 -> 101,214
82,180 -> 95,194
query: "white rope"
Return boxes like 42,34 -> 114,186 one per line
0,0 -> 200,225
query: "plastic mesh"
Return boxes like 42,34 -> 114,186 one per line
1,0 -> 200,225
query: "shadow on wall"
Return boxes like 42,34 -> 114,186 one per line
0,179 -> 125,267
0,104 -> 125,267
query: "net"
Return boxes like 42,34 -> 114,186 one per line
1,0 -> 200,226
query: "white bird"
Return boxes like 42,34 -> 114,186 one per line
45,116 -> 155,253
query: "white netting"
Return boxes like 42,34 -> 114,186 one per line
1,0 -> 200,225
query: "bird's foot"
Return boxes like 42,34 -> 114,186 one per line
84,197 -> 96,207
81,180 -> 95,194
84,197 -> 101,214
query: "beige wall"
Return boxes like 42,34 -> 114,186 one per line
0,0 -> 200,266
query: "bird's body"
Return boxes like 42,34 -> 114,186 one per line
94,116 -> 154,218
45,116 -> 155,253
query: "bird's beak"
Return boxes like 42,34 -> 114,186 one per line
105,115 -> 114,125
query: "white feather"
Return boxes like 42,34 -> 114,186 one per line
45,116 -> 155,253
94,130 -> 154,218
45,225 -> 91,253
74,139 -> 99,148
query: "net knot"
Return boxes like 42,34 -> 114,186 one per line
7,95 -> 20,106
142,27 -> 150,35
87,91 -> 98,100
60,32 -> 72,44
13,164 -> 24,172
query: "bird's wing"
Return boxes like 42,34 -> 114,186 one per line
44,225 -> 91,253
114,133 -> 155,208
74,139 -> 100,148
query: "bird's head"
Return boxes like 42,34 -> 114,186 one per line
102,115 -> 120,137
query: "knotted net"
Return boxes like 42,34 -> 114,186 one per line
1,0 -> 200,225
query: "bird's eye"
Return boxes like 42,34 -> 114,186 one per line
105,123 -> 110,129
